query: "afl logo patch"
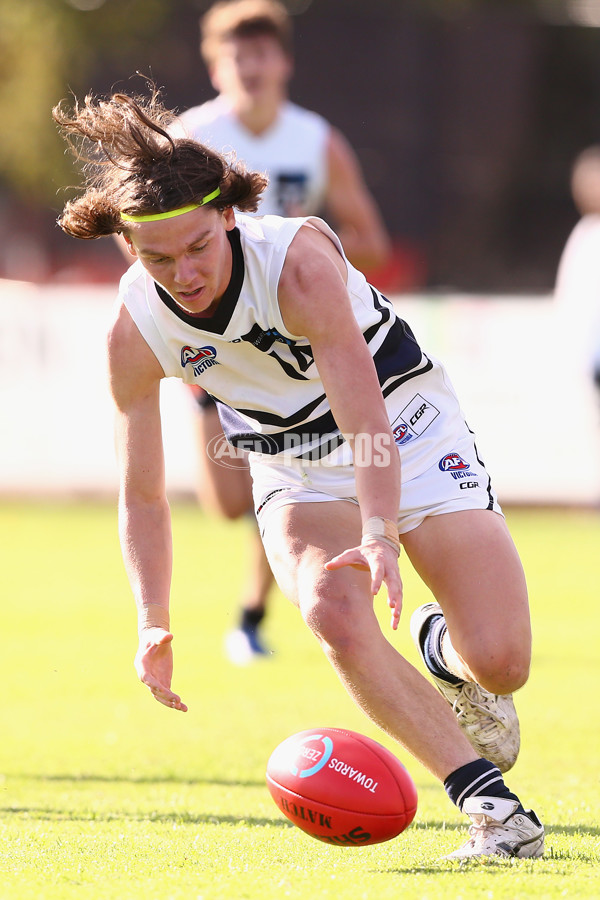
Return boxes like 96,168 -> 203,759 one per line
393,423 -> 413,445
439,453 -> 470,472
180,345 -> 220,376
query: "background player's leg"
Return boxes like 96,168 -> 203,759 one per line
194,401 -> 274,663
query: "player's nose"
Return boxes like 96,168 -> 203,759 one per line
173,255 -> 195,285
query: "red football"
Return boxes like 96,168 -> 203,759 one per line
266,727 -> 418,845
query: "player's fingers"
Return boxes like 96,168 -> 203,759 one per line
369,556 -> 386,596
155,693 -> 188,712
386,577 -> 403,630
324,548 -> 369,571
158,694 -> 188,712
144,676 -> 188,712
389,597 -> 402,631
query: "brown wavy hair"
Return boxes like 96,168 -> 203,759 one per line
53,84 -> 268,240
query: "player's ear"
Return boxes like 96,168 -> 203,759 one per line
121,233 -> 138,257
222,207 -> 237,230
112,232 -> 137,263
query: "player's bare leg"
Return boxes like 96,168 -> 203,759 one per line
195,404 -> 274,662
403,509 -> 529,772
403,509 -> 530,693
223,517 -> 276,663
194,402 -> 254,518
261,500 -> 544,858
261,499 -> 479,781
239,521 -> 276,614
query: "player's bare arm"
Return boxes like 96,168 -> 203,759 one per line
325,129 -> 391,272
277,225 -> 403,618
107,305 -> 188,712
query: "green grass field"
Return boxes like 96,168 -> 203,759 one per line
1,500 -> 599,899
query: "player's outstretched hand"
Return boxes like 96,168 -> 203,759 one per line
324,540 -> 403,630
134,627 -> 188,712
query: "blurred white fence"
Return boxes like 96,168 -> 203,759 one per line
1,278 -> 599,504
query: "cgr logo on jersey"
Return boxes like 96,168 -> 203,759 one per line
180,345 -> 220,376
439,453 -> 477,480
391,394 -> 440,448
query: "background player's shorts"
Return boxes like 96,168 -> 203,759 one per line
250,355 -> 503,535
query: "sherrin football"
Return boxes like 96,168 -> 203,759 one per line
266,727 -> 418,845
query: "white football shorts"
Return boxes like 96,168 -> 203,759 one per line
250,355 -> 503,535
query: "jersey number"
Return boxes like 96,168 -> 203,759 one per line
240,324 -> 314,380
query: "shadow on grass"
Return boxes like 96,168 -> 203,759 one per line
13,772 -> 266,789
2,801 -> 599,855
0,805 -> 292,829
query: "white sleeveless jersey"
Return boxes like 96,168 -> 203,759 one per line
555,215 -> 600,374
177,98 -> 329,216
119,214 -> 429,464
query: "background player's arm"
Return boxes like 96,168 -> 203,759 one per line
107,305 -> 187,712
324,127 -> 391,272
278,225 -> 402,610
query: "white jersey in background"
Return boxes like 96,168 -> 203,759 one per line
555,214 -> 600,378
178,97 -> 329,216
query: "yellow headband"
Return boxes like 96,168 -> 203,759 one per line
120,187 -> 221,223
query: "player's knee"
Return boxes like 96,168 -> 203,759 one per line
217,500 -> 249,520
302,599 -> 354,652
470,650 -> 530,695
197,492 -> 251,519
299,585 -> 360,656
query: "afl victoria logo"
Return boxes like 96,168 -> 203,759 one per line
438,453 -> 470,472
180,345 -> 219,375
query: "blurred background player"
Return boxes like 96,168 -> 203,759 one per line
555,145 -> 600,398
177,0 -> 392,664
